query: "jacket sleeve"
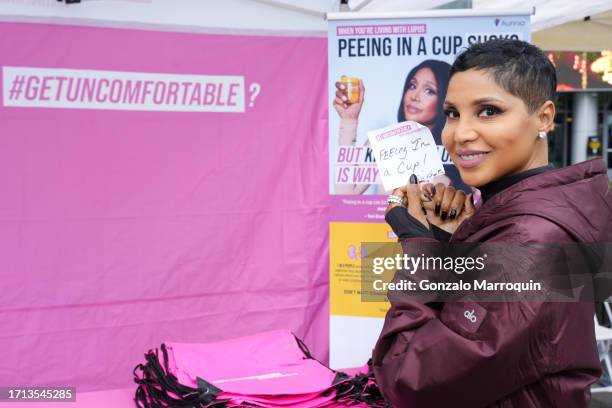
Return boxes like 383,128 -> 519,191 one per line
372,217 -> 575,407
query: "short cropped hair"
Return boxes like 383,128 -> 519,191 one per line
449,39 -> 557,113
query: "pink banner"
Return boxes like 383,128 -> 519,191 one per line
0,22 -> 328,392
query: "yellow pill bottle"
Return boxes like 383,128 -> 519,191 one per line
340,76 -> 360,104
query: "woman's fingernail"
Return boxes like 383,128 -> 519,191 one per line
449,209 -> 457,219
441,211 -> 448,221
424,193 -> 433,202
409,174 -> 418,184
341,95 -> 347,101
339,84 -> 345,90
435,202 -> 441,215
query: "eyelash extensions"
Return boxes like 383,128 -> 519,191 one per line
442,105 -> 504,119
478,105 -> 503,117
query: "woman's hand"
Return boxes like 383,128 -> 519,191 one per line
385,175 -> 429,228
333,78 -> 365,120
385,176 -> 476,238
431,174 -> 451,187
422,183 -> 476,234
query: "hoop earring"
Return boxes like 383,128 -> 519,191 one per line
538,131 -> 547,139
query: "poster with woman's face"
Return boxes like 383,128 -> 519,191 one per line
328,16 -> 531,205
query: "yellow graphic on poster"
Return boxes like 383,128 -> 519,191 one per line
330,222 -> 397,318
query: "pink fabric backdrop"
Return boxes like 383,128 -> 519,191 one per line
0,22 -> 329,392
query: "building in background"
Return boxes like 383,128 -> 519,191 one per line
546,50 -> 612,178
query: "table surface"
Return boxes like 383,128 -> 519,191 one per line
0,368 -> 366,407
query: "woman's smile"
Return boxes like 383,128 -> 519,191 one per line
456,149 -> 491,169
404,104 -> 422,114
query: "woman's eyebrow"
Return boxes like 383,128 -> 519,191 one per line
444,97 -> 505,107
472,97 -> 505,105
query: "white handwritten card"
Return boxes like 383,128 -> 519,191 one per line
367,121 -> 445,191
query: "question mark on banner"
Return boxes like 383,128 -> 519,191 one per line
248,83 -> 261,107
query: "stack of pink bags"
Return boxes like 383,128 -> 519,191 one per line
133,330 -> 388,407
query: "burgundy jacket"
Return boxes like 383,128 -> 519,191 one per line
372,158 -> 612,407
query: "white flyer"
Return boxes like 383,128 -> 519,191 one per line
367,121 -> 445,191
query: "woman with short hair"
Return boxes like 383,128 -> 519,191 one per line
375,39 -> 612,407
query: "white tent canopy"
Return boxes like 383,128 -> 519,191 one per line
0,0 -> 610,49
349,0 -> 611,50
473,0 -> 612,51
